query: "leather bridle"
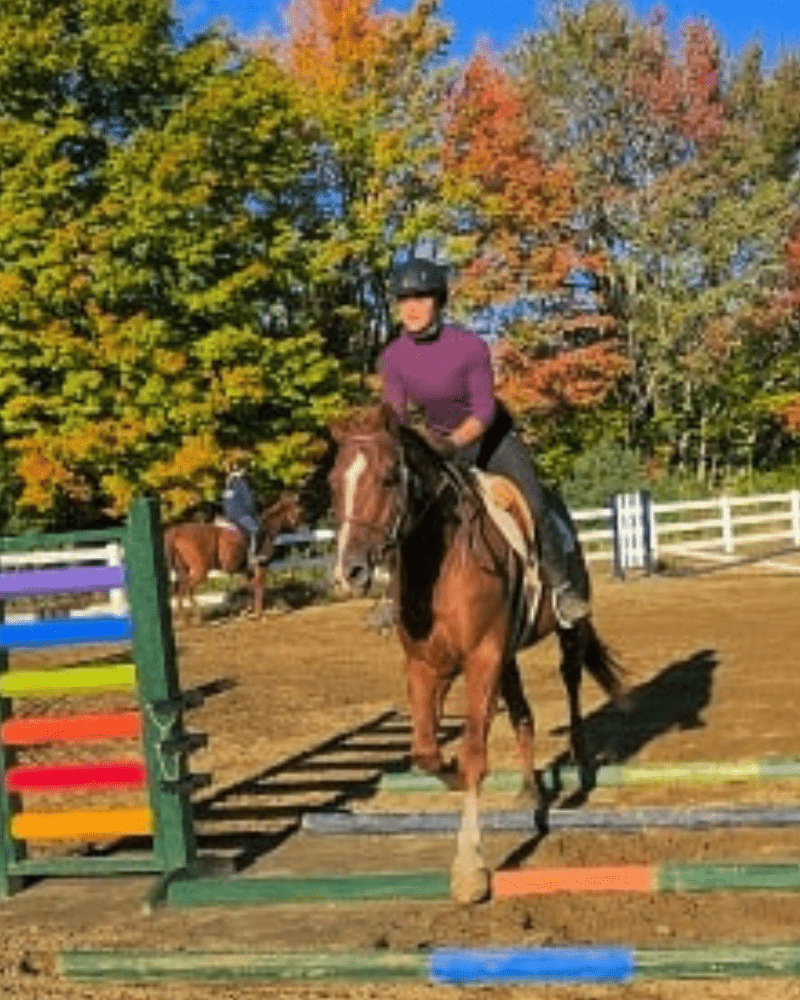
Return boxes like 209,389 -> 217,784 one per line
336,434 -> 455,560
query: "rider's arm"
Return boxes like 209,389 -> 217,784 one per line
446,335 -> 496,447
449,414 -> 486,447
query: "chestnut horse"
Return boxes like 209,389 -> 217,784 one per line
163,492 -> 302,623
329,403 -> 626,904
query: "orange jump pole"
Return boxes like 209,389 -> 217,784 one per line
10,807 -> 153,841
493,865 -> 656,897
1,712 -> 142,746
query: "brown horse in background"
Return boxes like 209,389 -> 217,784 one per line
163,492 -> 302,623
328,403 -> 627,904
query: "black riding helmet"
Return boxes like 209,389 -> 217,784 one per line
388,257 -> 448,305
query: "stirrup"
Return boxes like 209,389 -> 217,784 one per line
552,583 -> 590,629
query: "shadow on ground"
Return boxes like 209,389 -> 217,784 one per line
181,646 -> 718,871
73,646 -> 718,874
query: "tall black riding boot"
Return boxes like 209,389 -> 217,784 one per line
537,509 -> 590,628
483,430 -> 590,628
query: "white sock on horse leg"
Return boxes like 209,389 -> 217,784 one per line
457,789 -> 481,856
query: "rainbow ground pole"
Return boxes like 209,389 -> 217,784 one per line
0,497 -> 202,908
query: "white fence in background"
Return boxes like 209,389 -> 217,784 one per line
647,490 -> 800,572
270,489 -> 800,577
3,489 -> 798,622
0,542 -> 128,622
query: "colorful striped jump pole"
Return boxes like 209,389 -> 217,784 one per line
377,756 -> 800,794
61,943 -> 800,984
162,861 -> 800,908
301,803 -> 800,835
0,498 -> 201,899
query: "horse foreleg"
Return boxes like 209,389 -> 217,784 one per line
184,568 -> 205,626
177,579 -> 201,626
499,656 -> 538,805
172,572 -> 192,627
251,565 -> 265,616
450,642 -> 501,905
405,654 -> 459,785
451,787 -> 490,905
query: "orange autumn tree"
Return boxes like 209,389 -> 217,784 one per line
440,51 -> 627,475
441,51 -> 577,311
267,0 -> 454,368
769,227 -> 800,434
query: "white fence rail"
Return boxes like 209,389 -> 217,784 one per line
271,490 -> 800,575
0,542 -> 127,622
4,489 -> 798,623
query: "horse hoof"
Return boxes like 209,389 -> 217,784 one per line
450,860 -> 491,905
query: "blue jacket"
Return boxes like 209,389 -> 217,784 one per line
223,472 -> 257,527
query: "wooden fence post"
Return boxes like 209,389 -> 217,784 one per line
721,496 -> 734,554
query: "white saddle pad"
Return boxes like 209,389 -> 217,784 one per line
214,516 -> 242,533
471,469 -> 542,638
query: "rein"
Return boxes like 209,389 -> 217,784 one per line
339,432 -> 459,557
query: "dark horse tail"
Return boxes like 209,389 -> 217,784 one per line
581,619 -> 628,703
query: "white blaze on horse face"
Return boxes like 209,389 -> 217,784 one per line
333,450 -> 367,590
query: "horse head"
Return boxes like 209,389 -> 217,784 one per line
328,403 -> 409,595
256,491 -> 303,559
328,403 -> 458,595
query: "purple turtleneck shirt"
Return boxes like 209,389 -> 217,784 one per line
378,325 -> 496,435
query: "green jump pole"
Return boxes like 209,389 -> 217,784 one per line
60,943 -> 800,984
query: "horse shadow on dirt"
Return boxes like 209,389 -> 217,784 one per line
186,709 -> 464,871
499,645 -> 719,869
81,647 -> 718,874
179,646 -> 718,872
549,645 -> 719,795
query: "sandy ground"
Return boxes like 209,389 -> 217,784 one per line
1,564 -> 800,999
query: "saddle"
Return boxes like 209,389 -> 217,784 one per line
470,469 -> 542,642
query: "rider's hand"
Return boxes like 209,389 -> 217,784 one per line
425,432 -> 456,458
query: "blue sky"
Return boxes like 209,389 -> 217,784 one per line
175,0 -> 800,68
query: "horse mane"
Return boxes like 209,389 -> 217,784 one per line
329,404 -> 390,438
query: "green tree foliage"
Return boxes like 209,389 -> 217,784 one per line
272,0 -> 456,372
509,1 -> 800,485
0,0 -> 347,527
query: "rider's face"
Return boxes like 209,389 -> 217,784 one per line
398,295 -> 438,334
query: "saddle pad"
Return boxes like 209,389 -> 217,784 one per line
471,469 -> 542,640
213,516 -> 241,533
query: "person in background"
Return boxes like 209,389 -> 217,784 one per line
378,256 -> 590,628
222,460 -> 264,566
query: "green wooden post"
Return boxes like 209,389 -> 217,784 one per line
124,497 -> 198,889
0,596 -> 25,898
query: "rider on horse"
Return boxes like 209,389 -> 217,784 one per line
222,460 -> 265,567
378,255 -> 590,628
